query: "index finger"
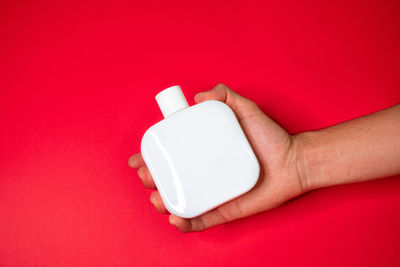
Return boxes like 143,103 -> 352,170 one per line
194,84 -> 262,121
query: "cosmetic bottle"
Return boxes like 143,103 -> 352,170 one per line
141,85 -> 260,218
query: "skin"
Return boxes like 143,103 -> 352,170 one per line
129,84 -> 400,232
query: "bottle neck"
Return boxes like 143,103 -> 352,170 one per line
155,86 -> 189,118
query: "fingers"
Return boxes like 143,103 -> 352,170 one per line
128,153 -> 145,168
128,153 -> 156,189
150,191 -> 168,214
137,166 -> 157,189
128,154 -> 167,213
168,210 -> 225,233
169,198 -> 248,232
194,84 -> 262,121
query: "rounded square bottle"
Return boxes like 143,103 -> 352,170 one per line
141,86 -> 260,218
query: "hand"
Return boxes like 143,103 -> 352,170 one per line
129,84 -> 307,232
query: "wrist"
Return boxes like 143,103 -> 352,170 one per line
292,131 -> 323,192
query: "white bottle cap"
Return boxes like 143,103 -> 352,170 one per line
156,85 -> 189,118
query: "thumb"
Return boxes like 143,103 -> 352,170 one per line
194,84 -> 262,120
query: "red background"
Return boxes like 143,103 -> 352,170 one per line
1,0 -> 400,266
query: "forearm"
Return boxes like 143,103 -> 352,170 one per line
295,104 -> 400,192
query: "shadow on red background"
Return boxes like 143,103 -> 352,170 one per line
0,0 -> 399,266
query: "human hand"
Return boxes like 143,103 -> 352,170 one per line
129,84 -> 307,232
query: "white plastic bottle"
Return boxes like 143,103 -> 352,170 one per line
141,85 -> 260,218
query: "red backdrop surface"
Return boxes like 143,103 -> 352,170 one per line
1,0 -> 400,266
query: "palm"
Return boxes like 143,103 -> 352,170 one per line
221,106 -> 304,219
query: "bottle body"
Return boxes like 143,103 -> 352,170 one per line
141,100 -> 259,218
